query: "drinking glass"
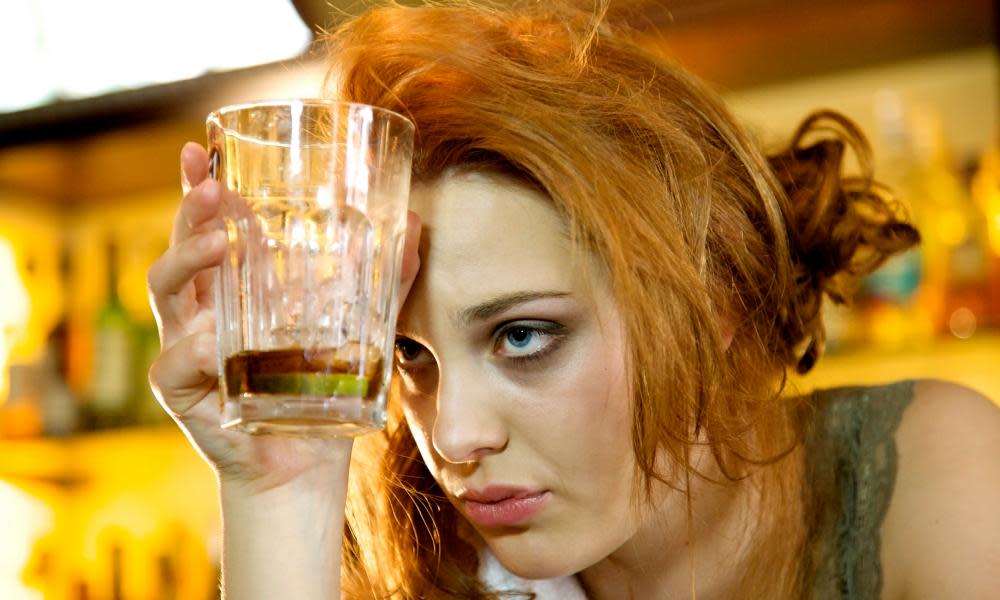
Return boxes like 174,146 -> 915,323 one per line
207,99 -> 414,436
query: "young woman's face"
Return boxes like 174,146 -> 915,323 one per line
396,170 -> 644,578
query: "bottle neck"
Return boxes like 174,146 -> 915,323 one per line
106,242 -> 120,304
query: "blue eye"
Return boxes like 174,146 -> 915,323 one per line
494,321 -> 565,362
506,327 -> 535,348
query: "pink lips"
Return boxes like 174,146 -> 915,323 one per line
458,486 -> 550,528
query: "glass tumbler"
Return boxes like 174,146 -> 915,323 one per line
207,100 -> 414,436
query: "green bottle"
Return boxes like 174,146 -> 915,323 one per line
89,239 -> 134,428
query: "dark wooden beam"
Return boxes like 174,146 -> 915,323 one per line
636,0 -> 997,88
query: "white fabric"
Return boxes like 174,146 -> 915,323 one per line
478,548 -> 588,598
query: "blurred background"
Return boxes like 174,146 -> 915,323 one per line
0,0 -> 996,598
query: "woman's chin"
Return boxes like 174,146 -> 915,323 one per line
486,537 -> 587,581
499,558 -> 576,581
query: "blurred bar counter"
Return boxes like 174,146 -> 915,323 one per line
798,332 -> 1000,402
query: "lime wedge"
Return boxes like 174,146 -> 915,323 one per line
250,372 -> 369,397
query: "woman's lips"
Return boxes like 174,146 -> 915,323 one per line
459,486 -> 550,528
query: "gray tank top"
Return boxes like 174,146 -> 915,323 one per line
802,380 -> 915,599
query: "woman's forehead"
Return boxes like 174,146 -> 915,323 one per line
402,171 -> 601,328
408,170 -> 572,280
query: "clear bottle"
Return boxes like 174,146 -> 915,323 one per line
0,363 -> 43,438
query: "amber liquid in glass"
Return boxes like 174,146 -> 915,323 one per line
223,346 -> 383,429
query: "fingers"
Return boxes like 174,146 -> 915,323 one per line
180,142 -> 210,196
149,330 -> 219,418
172,180 -> 224,245
150,230 -> 227,298
148,230 -> 226,337
173,145 -> 223,247
145,144 -> 221,425
398,210 -> 422,305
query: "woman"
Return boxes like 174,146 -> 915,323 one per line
147,2 -> 1000,598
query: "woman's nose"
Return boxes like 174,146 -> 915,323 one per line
431,367 -> 509,464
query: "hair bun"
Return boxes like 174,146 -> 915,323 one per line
767,111 -> 920,373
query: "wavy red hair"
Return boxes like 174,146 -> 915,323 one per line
322,2 -> 919,598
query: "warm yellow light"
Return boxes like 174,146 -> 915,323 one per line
980,188 -> 1000,256
0,237 -> 31,404
935,209 -> 968,247
971,147 -> 1000,256
948,307 -> 978,339
868,303 -> 909,350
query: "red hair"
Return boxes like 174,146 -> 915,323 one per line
324,2 -> 918,597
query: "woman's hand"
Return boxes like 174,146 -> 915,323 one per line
147,142 -> 421,598
147,141 -> 422,493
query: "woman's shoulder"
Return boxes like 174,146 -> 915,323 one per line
879,379 -> 1000,599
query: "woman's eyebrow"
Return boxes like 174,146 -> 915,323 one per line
456,291 -> 570,326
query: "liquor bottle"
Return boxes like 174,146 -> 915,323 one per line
41,318 -> 78,436
73,578 -> 90,600
859,91 -> 932,350
110,542 -> 124,600
970,143 -> 1000,327
911,112 -> 989,339
0,364 -> 43,438
155,553 -> 178,600
89,239 -> 134,428
41,244 -> 79,436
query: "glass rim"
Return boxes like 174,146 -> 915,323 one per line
206,98 -> 414,134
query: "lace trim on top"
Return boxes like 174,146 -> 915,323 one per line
804,380 -> 915,600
